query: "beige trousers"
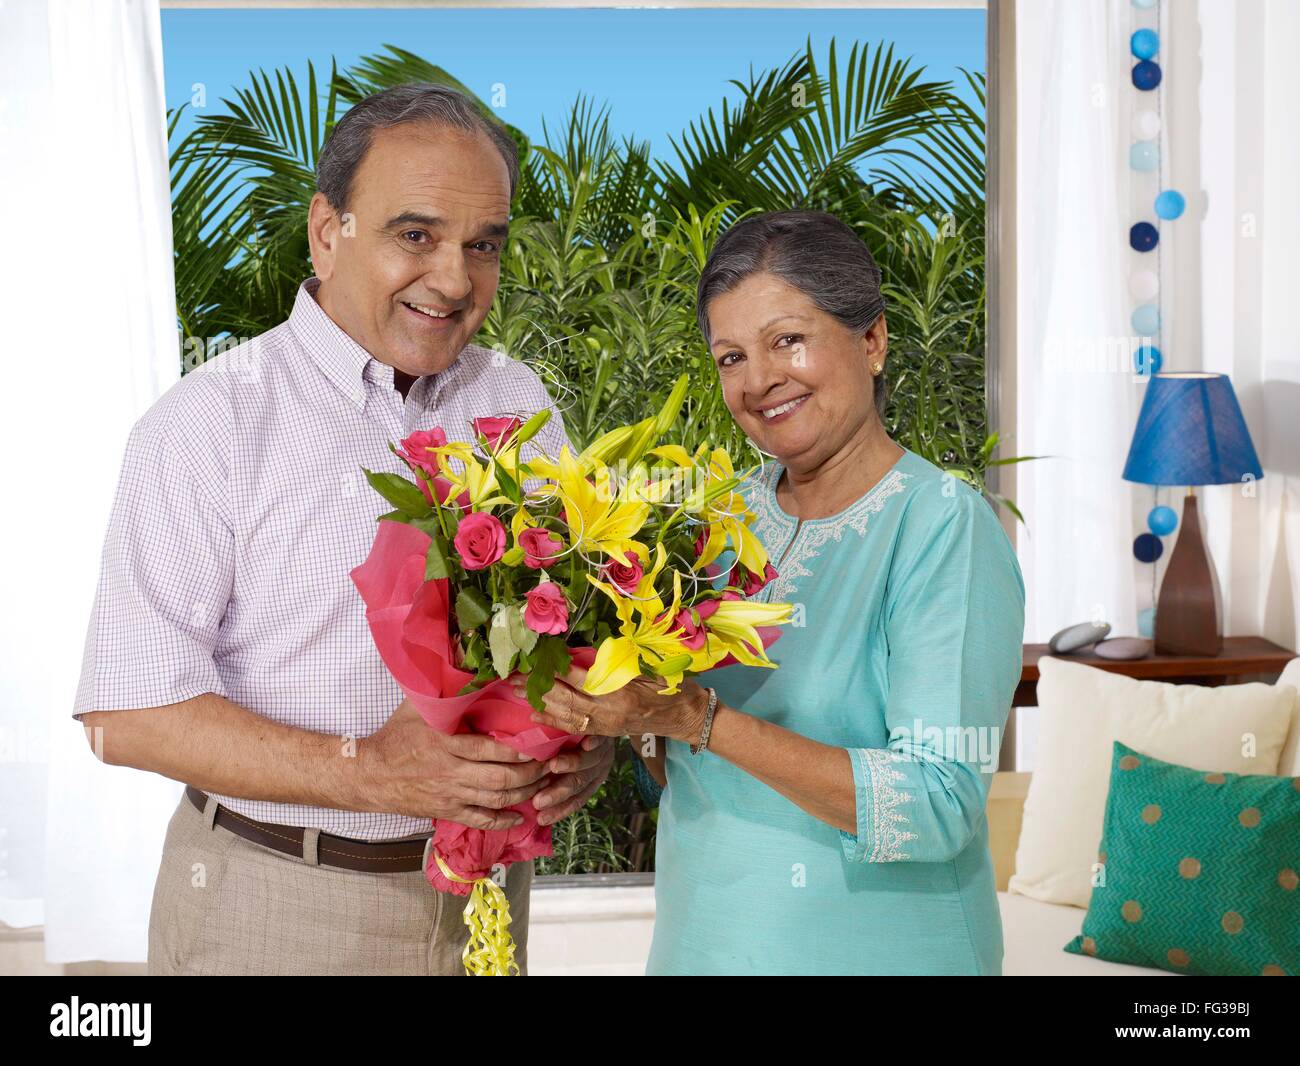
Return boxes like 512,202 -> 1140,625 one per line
146,791 -> 532,975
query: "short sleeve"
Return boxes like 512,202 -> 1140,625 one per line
839,487 -> 1025,864
72,418 -> 235,719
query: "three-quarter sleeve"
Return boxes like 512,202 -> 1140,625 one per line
72,417 -> 235,719
839,488 -> 1024,864
631,750 -> 665,808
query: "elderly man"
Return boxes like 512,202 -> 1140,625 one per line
73,84 -> 614,976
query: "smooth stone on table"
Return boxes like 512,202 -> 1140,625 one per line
1129,269 -> 1159,301
1132,60 -> 1162,91
1134,344 -> 1163,376
1137,606 -> 1156,638
1148,504 -> 1178,535
1131,305 -> 1161,337
1049,621 -> 1112,654
1130,221 -> 1159,252
1134,110 -> 1161,140
1131,29 -> 1159,60
1134,532 -> 1164,563
1155,189 -> 1185,219
1130,140 -> 1160,171
1094,637 -> 1152,661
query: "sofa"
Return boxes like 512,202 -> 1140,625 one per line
989,655 -> 1300,976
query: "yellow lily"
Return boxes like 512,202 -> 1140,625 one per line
695,598 -> 793,669
660,445 -> 769,575
583,553 -> 691,695
533,447 -> 651,565
427,441 -> 511,511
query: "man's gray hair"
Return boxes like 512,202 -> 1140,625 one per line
316,83 -> 520,211
697,210 -> 889,419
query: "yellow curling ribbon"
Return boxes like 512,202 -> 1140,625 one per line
433,852 -> 520,976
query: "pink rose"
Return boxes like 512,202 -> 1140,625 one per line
729,562 -> 778,597
524,582 -> 569,635
472,416 -> 523,451
693,528 -> 707,557
671,599 -> 720,651
453,512 -> 506,570
518,526 -> 564,569
397,427 -> 448,478
601,553 -> 644,596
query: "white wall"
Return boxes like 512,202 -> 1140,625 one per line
1011,0 -> 1298,771
1194,0 -> 1300,653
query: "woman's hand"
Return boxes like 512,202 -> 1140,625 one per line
514,665 -> 709,745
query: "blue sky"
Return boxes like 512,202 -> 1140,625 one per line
162,7 -> 985,164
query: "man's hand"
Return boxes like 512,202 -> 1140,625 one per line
359,698 -> 550,829
530,735 -> 616,825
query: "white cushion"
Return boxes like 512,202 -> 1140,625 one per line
1009,656 -> 1296,908
998,892 -> 1175,976
1277,657 -> 1300,775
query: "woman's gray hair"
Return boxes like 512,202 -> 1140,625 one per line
316,84 -> 520,212
697,210 -> 889,419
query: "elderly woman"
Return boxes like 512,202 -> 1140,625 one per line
528,209 -> 1025,975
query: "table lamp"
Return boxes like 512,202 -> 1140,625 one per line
1122,372 -> 1263,656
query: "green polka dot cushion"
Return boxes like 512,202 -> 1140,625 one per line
1064,740 -> 1299,976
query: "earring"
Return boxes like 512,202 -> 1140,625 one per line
871,362 -> 883,375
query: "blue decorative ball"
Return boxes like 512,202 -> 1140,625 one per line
1131,305 -> 1161,337
1148,505 -> 1178,536
1130,140 -> 1160,171
1132,60 -> 1163,91
1134,532 -> 1164,563
1137,607 -> 1156,638
1155,189 -> 1185,219
1131,29 -> 1159,60
1130,221 -> 1160,252
1134,344 -> 1163,375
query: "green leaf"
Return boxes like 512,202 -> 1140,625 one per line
424,535 -> 453,581
376,510 -> 409,524
489,603 -> 538,679
461,632 -> 485,671
496,462 -> 522,505
526,635 -> 572,713
501,546 -> 525,566
362,468 -> 431,518
455,586 -> 492,630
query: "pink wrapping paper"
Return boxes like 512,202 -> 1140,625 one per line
350,519 -> 594,894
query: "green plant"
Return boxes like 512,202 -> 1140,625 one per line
169,38 -> 1014,874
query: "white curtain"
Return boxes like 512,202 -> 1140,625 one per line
0,0 -> 179,960
1014,0 -> 1140,651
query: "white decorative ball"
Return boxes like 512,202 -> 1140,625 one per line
1128,270 -> 1159,301
1134,110 -> 1161,140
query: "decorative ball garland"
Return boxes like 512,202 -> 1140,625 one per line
1127,0 -> 1181,628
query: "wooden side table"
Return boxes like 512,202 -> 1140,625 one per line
998,636 -> 1296,770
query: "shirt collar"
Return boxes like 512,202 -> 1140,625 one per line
288,278 -> 376,409
288,277 -> 464,409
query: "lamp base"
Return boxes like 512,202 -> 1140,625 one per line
1153,493 -> 1223,657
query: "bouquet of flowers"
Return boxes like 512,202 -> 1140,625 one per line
349,374 -> 792,974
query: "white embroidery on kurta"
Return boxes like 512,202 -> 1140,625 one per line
748,464 -> 912,601
864,748 -> 917,862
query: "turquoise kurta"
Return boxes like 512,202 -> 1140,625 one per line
645,447 -> 1026,976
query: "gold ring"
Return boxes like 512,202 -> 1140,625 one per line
577,714 -> 591,733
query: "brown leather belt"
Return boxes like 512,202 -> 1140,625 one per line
185,785 -> 431,873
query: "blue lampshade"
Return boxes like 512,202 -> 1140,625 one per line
1123,372 -> 1264,485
